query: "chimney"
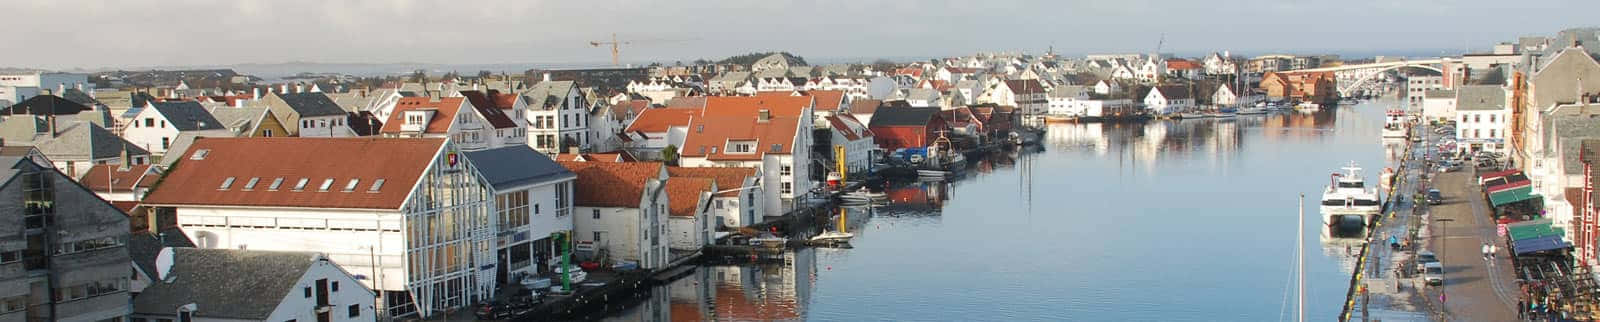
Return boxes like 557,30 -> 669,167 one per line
57,83 -> 65,95
280,84 -> 289,93
118,148 -> 131,171
76,82 -> 83,90
543,72 -> 552,82
252,87 -> 260,100
46,115 -> 57,138
758,109 -> 771,122
294,84 -> 304,93
567,146 -> 580,155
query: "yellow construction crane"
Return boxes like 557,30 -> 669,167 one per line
588,33 -> 698,66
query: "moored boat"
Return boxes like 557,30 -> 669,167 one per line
1381,109 -> 1408,138
1320,161 -> 1382,227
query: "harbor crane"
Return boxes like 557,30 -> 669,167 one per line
587,33 -> 698,66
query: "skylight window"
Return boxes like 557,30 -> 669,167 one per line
191,149 -> 211,160
368,179 -> 385,193
269,178 -> 284,191
318,178 -> 334,192
243,177 -> 260,190
293,178 -> 309,191
343,179 -> 360,192
218,177 -> 235,190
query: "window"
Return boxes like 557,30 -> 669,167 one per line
716,200 -> 724,209
343,179 -> 360,192
161,137 -> 170,149
1490,129 -> 1497,138
781,182 -> 792,194
1474,114 -> 1480,123
144,118 -> 154,127
593,232 -> 602,243
369,179 -> 385,192
1489,114 -> 1496,123
331,281 -> 340,292
1474,129 -> 1481,138
160,120 -> 166,128
780,165 -> 792,176
219,177 -> 236,190
263,129 -> 273,137
593,209 -> 601,219
318,179 -> 334,191
303,286 -> 311,298
348,304 -> 360,318
269,178 -> 284,191
293,178 -> 309,191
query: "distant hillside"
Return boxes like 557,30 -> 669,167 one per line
717,52 -> 808,67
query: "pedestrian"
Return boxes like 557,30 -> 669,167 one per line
1519,299 -> 1526,319
1489,244 -> 1498,260
1482,243 -> 1491,260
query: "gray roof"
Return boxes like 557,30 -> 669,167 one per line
1049,85 -> 1088,98
159,129 -> 236,167
523,80 -> 577,110
906,88 -> 941,101
0,120 -> 151,162
1423,89 -> 1456,99
150,101 -> 224,131
132,248 -> 320,320
276,92 -> 347,117
206,107 -> 269,135
461,145 -> 575,190
1554,113 -> 1600,175
128,227 -> 196,282
60,88 -> 101,107
1455,86 -> 1506,111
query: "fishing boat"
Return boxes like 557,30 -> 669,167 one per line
1381,109 -> 1408,138
1319,161 -> 1382,227
1294,102 -> 1320,113
1178,111 -> 1206,119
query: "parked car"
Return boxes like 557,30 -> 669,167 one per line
1427,189 -> 1443,205
1423,262 -> 1445,286
1415,251 -> 1439,273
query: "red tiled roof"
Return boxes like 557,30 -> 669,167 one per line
895,67 -> 924,78
849,99 -> 882,115
664,96 -> 707,109
825,114 -> 872,141
457,91 -> 519,129
1165,59 -> 1202,70
680,96 -> 812,161
664,177 -> 713,217
489,90 -> 520,108
558,161 -> 664,208
109,201 -> 141,215
378,97 -> 466,134
80,164 -> 158,192
625,108 -> 700,133
807,90 -> 846,111
614,99 -> 651,121
141,137 -> 447,210
666,167 -> 756,197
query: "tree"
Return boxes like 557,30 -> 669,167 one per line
660,145 -> 679,166
871,59 -> 896,73
409,69 -> 428,82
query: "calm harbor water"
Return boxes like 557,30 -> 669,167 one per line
606,100 -> 1398,321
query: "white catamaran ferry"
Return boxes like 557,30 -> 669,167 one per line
1320,161 -> 1381,227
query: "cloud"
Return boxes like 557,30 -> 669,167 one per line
1,0 -> 1596,70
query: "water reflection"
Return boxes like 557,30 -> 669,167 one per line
604,103 -> 1393,321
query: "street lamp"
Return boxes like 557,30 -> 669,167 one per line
1434,217 -> 1455,305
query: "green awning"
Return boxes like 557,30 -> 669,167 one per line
1489,186 -> 1538,207
1508,222 -> 1565,241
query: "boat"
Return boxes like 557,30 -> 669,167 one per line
917,170 -> 947,178
1294,102 -> 1320,113
810,231 -> 855,242
1320,161 -> 1382,227
844,188 -> 886,199
749,235 -> 787,248
1378,167 -> 1395,195
1178,112 -> 1206,119
1209,111 -> 1237,118
1381,109 -> 1408,138
1236,107 -> 1268,115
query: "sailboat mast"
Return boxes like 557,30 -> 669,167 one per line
1297,193 -> 1305,322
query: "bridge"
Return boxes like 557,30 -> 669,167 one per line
1286,58 -> 1454,97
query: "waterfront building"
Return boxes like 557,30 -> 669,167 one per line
264,92 -> 356,137
379,96 -> 519,152
1047,85 -> 1091,117
1259,71 -> 1336,103
522,81 -> 591,153
679,96 -> 816,217
1093,79 -> 1121,95
123,101 -> 226,156
458,90 -> 529,148
1164,59 -> 1203,80
559,161 -> 671,270
664,177 -> 716,253
1143,85 -> 1194,115
979,79 -> 1048,115
1406,74 -> 1445,110
1203,52 -> 1239,76
461,146 -> 577,283
1453,85 -> 1511,155
141,137 -> 496,317
666,167 -> 764,228
0,153 -> 132,322
131,248 -> 378,322
868,106 -> 947,152
1212,83 -> 1261,107
823,113 -> 877,175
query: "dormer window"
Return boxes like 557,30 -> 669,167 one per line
726,140 -> 757,154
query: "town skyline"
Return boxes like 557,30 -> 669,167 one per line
3,0 -> 1595,70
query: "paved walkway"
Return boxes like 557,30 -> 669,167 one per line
1423,164 -> 1521,320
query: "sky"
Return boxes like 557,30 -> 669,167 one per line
2,0 -> 1597,70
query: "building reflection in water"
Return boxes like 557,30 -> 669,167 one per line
608,248 -> 817,322
1043,110 -> 1341,174
880,179 -> 950,214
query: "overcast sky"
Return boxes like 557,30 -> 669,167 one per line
3,0 -> 1596,70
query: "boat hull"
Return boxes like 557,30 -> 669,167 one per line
1319,206 -> 1380,226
